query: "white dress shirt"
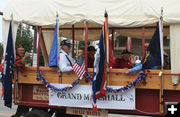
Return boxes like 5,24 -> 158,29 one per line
59,50 -> 75,72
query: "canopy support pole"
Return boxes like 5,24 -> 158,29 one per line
111,29 -> 114,51
142,27 -> 145,58
40,32 -> 49,66
85,22 -> 88,71
37,27 -> 42,70
159,7 -> 164,113
72,25 -> 75,58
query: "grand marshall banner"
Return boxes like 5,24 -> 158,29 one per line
49,84 -> 135,110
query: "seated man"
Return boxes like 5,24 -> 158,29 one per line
11,44 -> 30,117
59,39 -> 75,72
57,39 -> 82,117
115,50 -> 134,69
87,46 -> 96,68
15,44 -> 30,71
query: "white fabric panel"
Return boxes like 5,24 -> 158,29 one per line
42,30 -> 54,56
2,20 -> 18,57
3,0 -> 162,27
170,24 -> 180,85
163,0 -> 180,23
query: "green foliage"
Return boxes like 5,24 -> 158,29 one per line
16,24 -> 33,52
16,24 -> 33,64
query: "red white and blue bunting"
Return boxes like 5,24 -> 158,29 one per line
37,70 -> 146,93
106,73 -> 146,93
37,70 -> 91,92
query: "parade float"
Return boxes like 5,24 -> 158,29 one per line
1,0 -> 180,116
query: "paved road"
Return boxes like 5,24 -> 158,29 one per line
0,83 -> 17,117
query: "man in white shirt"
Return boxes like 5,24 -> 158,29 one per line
59,39 -> 75,72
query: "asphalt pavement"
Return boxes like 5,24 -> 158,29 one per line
0,82 -> 17,117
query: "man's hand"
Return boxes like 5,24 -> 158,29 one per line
124,69 -> 130,74
24,52 -> 30,58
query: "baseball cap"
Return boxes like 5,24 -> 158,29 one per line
88,46 -> 96,51
121,49 -> 133,54
61,39 -> 71,47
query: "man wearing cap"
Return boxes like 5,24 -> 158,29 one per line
87,46 -> 96,68
11,44 -> 30,117
15,44 -> 30,71
57,40 -> 82,117
59,39 -> 75,72
115,49 -> 134,69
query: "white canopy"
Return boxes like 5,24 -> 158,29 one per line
2,0 -> 180,27
2,0 -> 180,84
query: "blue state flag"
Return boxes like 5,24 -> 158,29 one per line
1,20 -> 15,108
142,23 -> 161,69
49,21 -> 58,67
92,30 -> 107,112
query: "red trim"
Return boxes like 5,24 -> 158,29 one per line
41,31 -> 49,66
37,27 -> 42,70
126,37 -> 132,52
111,29 -> 114,51
142,27 -> 145,58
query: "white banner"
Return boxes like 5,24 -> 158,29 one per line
49,84 -> 135,110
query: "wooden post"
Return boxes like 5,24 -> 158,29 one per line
85,22 -> 88,71
142,27 -> 145,58
40,32 -> 49,66
72,25 -> 75,58
32,26 -> 37,53
111,29 -> 114,51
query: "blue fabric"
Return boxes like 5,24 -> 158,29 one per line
129,63 -> 142,73
49,20 -> 58,67
129,63 -> 158,73
1,21 -> 14,108
142,23 -> 161,69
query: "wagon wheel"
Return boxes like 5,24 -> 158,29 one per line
24,109 -> 50,117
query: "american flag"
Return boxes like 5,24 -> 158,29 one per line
72,55 -> 86,79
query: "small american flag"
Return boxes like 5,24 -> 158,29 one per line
72,55 -> 86,79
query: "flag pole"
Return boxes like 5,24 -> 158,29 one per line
104,10 -> 110,85
159,7 -> 164,113
11,13 -> 18,103
56,12 -> 60,49
11,13 -> 19,103
56,12 -> 62,83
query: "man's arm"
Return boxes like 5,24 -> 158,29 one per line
124,63 -> 142,73
21,52 -> 30,64
59,54 -> 73,72
129,63 -> 142,73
